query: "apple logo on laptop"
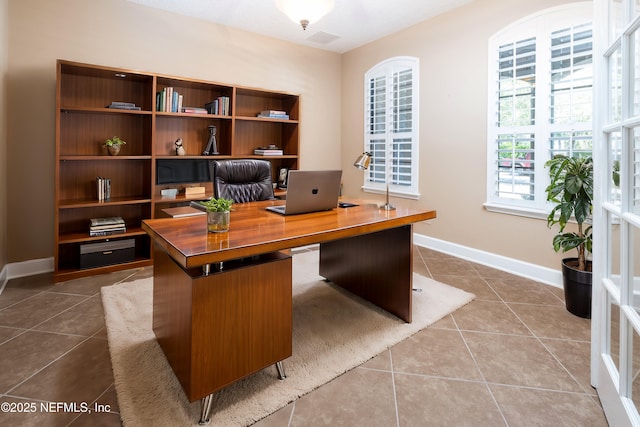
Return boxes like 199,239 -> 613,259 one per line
312,188 -> 319,194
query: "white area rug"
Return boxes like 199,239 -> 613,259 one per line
102,250 -> 475,426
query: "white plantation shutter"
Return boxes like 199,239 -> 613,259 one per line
364,57 -> 419,198
486,5 -> 593,214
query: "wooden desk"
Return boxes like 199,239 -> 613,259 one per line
142,200 -> 436,423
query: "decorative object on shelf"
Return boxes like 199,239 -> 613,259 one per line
277,167 -> 289,189
545,155 -> 593,318
353,152 -> 395,210
203,125 -> 219,155
174,138 -> 185,156
199,197 -> 234,233
275,0 -> 335,30
104,136 -> 126,156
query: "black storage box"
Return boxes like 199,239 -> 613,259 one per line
80,239 -> 135,269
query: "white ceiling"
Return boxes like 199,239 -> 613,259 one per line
127,0 -> 473,53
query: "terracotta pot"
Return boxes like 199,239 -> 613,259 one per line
107,145 -> 121,156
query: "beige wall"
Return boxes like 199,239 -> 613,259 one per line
341,0 -> 582,271
6,0 -> 341,263
1,0 -> 8,273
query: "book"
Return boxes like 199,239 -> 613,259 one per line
254,148 -> 284,155
258,113 -> 289,119
89,227 -> 127,237
96,177 -> 111,201
90,216 -> 125,227
182,107 -> 208,114
162,206 -> 206,218
106,101 -> 141,110
260,110 -> 287,116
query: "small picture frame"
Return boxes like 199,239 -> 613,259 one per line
277,167 -> 289,189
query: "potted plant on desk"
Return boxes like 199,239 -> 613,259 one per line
545,155 -> 593,318
199,197 -> 234,233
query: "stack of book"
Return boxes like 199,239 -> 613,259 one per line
106,101 -> 141,110
205,96 -> 231,115
156,87 -> 184,113
257,110 -> 289,119
96,177 -> 111,201
89,216 -> 126,237
254,146 -> 284,156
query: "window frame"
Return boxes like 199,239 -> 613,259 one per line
485,3 -> 593,217
363,56 -> 420,199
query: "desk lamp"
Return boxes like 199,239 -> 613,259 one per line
353,152 -> 395,210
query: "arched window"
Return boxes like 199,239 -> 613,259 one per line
486,3 -> 593,216
363,56 -> 419,198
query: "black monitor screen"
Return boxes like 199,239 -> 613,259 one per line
156,159 -> 211,185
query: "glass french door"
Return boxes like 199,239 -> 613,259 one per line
593,0 -> 640,425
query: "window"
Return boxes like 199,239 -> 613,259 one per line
363,57 -> 419,198
486,4 -> 593,215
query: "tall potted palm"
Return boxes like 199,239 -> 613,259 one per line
545,155 -> 593,318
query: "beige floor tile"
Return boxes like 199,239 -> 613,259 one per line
509,303 -> 591,341
433,274 -> 501,301
0,396 -> 79,427
34,295 -> 105,336
0,287 -> 39,309
0,331 -> 85,394
541,338 -> 595,395
395,374 -> 507,426
0,292 -> 88,329
489,384 -> 608,427
10,338 -> 115,404
290,368 -> 397,426
463,331 -> 584,392
423,257 -> 481,277
486,277 -> 565,305
453,300 -> 532,335
391,328 -> 483,381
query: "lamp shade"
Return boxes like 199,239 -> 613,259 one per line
353,152 -> 371,170
275,0 -> 335,29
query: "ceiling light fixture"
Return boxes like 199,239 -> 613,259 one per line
275,0 -> 335,30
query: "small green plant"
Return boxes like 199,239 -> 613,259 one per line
199,197 -> 233,212
545,155 -> 593,271
104,136 -> 127,146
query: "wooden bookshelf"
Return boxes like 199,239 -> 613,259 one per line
55,60 -> 300,281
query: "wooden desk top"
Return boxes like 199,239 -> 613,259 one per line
142,199 -> 436,269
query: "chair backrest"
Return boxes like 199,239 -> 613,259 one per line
211,159 -> 275,203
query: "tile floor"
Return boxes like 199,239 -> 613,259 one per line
0,246 -> 607,426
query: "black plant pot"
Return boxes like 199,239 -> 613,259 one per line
562,258 -> 592,319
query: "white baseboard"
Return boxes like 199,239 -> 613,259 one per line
413,233 -> 563,289
7,257 -> 54,280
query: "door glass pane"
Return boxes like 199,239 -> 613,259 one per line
610,213 -> 622,283
610,0 -> 625,42
632,326 -> 640,407
611,131 -> 623,206
634,131 -> 640,213
610,47 -> 623,123
635,31 -> 640,116
611,295 -> 621,373
633,224 -> 640,309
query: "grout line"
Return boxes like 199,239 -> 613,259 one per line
388,349 -> 400,427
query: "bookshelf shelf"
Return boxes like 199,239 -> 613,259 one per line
55,59 -> 300,281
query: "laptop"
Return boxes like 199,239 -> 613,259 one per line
266,170 -> 342,215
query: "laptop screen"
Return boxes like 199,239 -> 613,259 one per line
266,170 -> 342,215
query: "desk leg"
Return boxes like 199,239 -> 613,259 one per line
319,225 -> 413,322
199,395 -> 214,425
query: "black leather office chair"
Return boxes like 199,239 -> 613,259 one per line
211,159 -> 275,202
